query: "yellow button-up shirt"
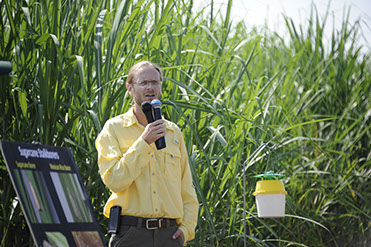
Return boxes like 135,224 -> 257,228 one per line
95,107 -> 199,242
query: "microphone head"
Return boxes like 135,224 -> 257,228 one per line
150,99 -> 162,108
141,101 -> 155,123
141,101 -> 152,111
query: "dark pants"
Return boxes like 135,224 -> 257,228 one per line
109,225 -> 183,247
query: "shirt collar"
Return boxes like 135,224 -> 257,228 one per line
120,107 -> 175,132
120,107 -> 138,128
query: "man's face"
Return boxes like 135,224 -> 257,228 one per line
127,66 -> 162,107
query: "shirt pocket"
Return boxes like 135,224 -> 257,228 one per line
164,146 -> 181,181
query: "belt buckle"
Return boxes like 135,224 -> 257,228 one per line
146,219 -> 161,230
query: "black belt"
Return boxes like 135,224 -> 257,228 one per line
120,215 -> 176,230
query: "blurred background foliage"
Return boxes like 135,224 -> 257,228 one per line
0,0 -> 370,246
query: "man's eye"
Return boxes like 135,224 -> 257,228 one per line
137,81 -> 161,87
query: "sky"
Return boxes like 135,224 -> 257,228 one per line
193,0 -> 371,53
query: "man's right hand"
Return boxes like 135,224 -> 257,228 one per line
141,119 -> 166,145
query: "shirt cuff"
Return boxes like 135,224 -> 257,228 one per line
178,225 -> 189,244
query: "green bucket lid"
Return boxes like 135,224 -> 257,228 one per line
254,171 -> 285,180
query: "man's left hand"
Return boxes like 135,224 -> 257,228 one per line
172,229 -> 184,244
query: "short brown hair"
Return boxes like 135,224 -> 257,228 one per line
126,61 -> 163,84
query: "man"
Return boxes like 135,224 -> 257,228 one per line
95,61 -> 199,247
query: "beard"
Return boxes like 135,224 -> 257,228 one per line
132,87 -> 162,107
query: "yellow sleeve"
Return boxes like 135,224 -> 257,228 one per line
177,129 -> 199,242
95,121 -> 154,193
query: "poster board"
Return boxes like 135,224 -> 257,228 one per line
0,140 -> 106,247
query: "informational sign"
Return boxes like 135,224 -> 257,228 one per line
0,140 -> 106,247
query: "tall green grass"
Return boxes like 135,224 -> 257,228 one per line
1,0 -> 370,246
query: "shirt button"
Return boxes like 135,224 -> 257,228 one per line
152,173 -> 155,176
151,155 -> 154,158
153,191 -> 156,194
155,208 -> 158,212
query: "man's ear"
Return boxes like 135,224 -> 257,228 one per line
126,82 -> 133,97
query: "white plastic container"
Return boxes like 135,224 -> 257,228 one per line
253,180 -> 287,218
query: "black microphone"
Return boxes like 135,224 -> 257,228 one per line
151,99 -> 166,150
141,101 -> 154,123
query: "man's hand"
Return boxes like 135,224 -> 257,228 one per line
141,119 -> 166,145
172,229 -> 184,245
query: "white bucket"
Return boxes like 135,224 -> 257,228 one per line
255,193 -> 286,218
